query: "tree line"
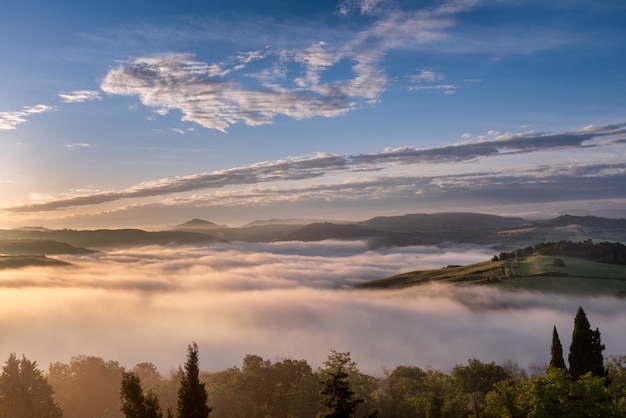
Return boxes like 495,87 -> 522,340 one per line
492,240 -> 626,264
1,308 -> 624,417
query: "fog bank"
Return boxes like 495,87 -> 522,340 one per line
0,241 -> 623,376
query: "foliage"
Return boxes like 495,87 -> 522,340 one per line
568,307 -> 608,381
528,367 -> 617,417
0,353 -> 63,418
317,351 -> 364,418
48,355 -> 125,418
497,240 -> 626,265
452,358 -> 510,417
606,355 -> 626,414
176,342 -> 211,418
120,371 -> 162,418
413,369 -> 468,418
550,326 -> 567,370
484,378 -> 532,418
377,365 -> 425,417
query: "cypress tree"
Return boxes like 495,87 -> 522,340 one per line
568,307 -> 608,381
549,326 -> 567,370
177,342 -> 211,418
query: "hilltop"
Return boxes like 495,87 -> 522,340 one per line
359,240 -> 626,296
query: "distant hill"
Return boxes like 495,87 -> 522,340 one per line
0,239 -> 95,255
0,255 -> 71,269
176,219 -> 223,229
359,212 -> 527,232
241,218 -> 337,227
526,215 -> 626,229
0,229 -> 221,249
5,212 -> 626,250
282,223 -> 381,242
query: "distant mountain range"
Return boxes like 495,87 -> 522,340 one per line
1,213 -> 625,259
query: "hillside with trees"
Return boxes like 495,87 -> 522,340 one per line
362,240 -> 626,294
0,308 -> 624,417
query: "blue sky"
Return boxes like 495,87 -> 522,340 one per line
1,0 -> 625,228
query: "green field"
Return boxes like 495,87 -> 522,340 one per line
360,255 -> 626,296
494,255 -> 626,295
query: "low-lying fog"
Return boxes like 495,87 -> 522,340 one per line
1,241 -> 624,376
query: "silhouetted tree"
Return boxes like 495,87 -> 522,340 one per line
550,326 -> 567,370
120,371 -> 162,418
177,342 -> 211,418
317,351 -> 363,418
0,353 -> 63,418
568,307 -> 609,381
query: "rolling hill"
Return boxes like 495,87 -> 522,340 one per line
359,240 -> 626,295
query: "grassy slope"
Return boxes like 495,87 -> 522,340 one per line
360,255 -> 626,295
494,255 -> 626,295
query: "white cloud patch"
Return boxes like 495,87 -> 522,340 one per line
100,52 -> 374,132
0,104 -> 57,130
407,69 -> 458,94
98,0 -> 487,132
1,242 -> 622,375
57,90 -> 102,103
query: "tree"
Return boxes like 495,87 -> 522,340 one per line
379,365 -> 425,418
120,371 -> 162,418
550,326 -> 567,370
317,351 -> 363,418
528,367 -> 617,417
413,369 -> 467,418
48,355 -> 125,418
484,378 -> 533,418
177,342 -> 211,418
452,358 -> 510,418
0,353 -> 63,418
568,307 -> 608,381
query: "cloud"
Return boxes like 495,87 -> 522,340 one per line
64,143 -> 92,148
97,0 -> 487,132
338,0 -> 392,16
100,51 -> 379,132
57,90 -> 102,103
4,122 -> 625,213
0,242 -> 623,375
0,104 -> 57,130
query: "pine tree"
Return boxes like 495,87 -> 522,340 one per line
568,307 -> 609,381
0,353 -> 63,418
317,351 -> 363,418
120,371 -> 162,418
177,342 -> 211,418
549,326 -> 567,370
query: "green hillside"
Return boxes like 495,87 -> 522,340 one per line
360,254 -> 626,296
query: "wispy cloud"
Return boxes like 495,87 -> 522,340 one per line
63,143 -> 92,148
4,122 -> 624,213
57,90 -> 102,103
0,104 -> 57,130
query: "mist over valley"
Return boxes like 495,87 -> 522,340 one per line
1,212 -> 625,377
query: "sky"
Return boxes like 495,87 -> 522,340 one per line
1,0 -> 626,228
2,241 -> 625,375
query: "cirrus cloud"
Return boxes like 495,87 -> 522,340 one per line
0,104 -> 57,130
